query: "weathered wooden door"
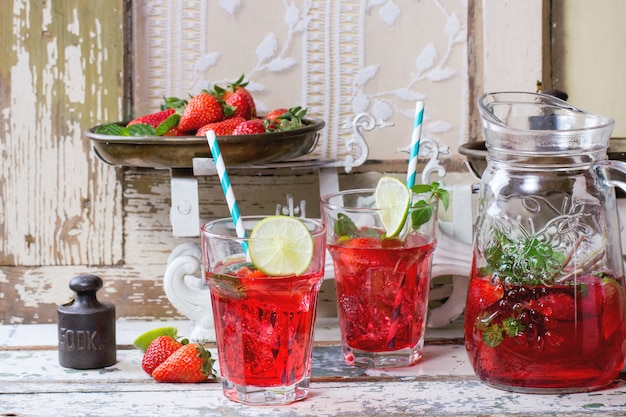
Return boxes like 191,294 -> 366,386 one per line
1,0 -> 125,322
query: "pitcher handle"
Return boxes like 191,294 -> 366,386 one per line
597,160 -> 626,193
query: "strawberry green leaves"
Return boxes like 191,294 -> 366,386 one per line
264,106 -> 308,132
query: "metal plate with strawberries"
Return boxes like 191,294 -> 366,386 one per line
84,117 -> 325,169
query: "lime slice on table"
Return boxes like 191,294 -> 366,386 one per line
374,176 -> 411,237
248,216 -> 314,276
132,326 -> 178,352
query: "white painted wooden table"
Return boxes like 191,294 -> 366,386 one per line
2,319 -> 626,417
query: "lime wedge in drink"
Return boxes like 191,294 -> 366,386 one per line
374,176 -> 411,237
248,216 -> 314,276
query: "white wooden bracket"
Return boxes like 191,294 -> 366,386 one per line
169,168 -> 200,237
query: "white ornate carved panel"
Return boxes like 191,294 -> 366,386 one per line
132,0 -> 469,161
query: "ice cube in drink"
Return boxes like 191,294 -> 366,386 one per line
464,272 -> 626,392
329,232 -> 435,367
206,259 -> 324,403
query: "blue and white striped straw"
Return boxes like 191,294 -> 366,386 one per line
406,101 -> 425,189
205,130 -> 247,249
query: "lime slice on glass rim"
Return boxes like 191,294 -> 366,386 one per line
374,176 -> 411,237
248,216 -> 314,276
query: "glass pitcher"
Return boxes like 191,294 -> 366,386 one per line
465,91 -> 626,393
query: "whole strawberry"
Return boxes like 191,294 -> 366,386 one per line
127,108 -> 176,128
601,278 -> 624,338
226,91 -> 253,120
141,335 -> 184,375
232,119 -> 266,135
178,93 -> 224,133
152,343 -> 215,383
217,74 -> 257,118
264,108 -> 288,131
264,106 -> 307,132
265,108 -> 288,121
197,117 -> 245,137
163,125 -> 186,136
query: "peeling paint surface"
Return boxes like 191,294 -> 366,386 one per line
1,0 -> 124,322
2,0 -> 123,267
1,323 -> 626,416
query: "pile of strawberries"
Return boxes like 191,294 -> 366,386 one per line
96,74 -> 307,137
136,327 -> 216,383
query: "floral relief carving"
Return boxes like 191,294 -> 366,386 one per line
134,0 -> 467,161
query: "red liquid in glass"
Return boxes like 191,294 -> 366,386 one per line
207,261 -> 323,387
328,234 -> 435,354
464,273 -> 626,391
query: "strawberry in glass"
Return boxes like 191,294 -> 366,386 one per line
329,233 -> 435,362
321,179 -> 447,368
465,230 -> 626,393
201,216 -> 326,405
207,260 -> 323,388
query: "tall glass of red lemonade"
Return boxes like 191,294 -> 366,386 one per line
321,179 -> 440,368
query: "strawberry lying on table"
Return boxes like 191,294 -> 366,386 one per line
133,326 -> 216,383
94,74 -> 308,137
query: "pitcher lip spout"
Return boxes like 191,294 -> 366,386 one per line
478,91 -> 615,154
478,91 -> 615,132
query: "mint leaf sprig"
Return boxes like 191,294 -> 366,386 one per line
94,96 -> 184,137
333,182 -> 449,240
334,213 -> 360,238
94,113 -> 181,137
334,213 -> 382,241
409,181 -> 449,229
482,230 -> 567,286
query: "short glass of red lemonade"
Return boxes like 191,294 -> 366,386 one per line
201,216 -> 326,405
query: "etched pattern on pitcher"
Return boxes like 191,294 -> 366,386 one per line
478,194 -> 607,286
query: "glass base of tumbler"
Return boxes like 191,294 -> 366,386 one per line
343,343 -> 423,368
221,377 -> 310,405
